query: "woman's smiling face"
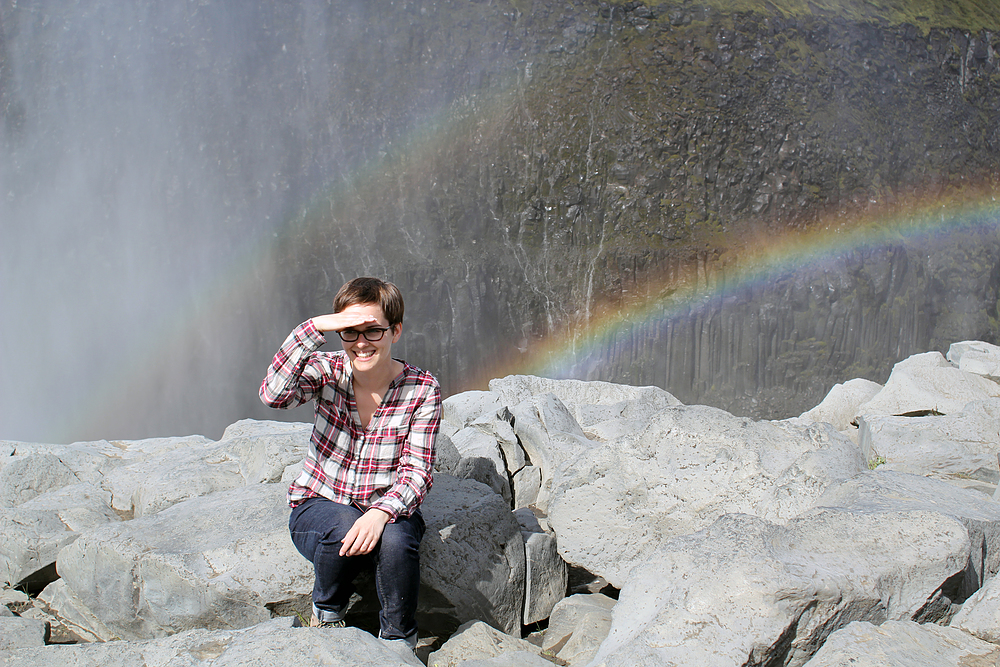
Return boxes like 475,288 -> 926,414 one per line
337,302 -> 401,373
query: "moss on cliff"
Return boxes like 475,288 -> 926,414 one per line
606,0 -> 1000,33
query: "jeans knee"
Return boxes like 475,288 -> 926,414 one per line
378,527 -> 409,551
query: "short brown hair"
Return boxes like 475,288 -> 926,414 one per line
333,277 -> 404,327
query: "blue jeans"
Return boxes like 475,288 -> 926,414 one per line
289,497 -> 425,642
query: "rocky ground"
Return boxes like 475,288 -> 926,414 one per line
3,340 -> 1000,665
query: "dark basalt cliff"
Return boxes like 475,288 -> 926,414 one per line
268,1 -> 1000,418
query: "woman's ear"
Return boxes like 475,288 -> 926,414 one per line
391,323 -> 402,343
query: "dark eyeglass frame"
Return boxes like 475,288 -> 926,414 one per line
337,327 -> 390,342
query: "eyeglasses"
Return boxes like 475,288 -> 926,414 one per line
337,327 -> 390,342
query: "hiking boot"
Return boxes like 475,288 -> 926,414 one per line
310,615 -> 346,629
292,614 -> 346,628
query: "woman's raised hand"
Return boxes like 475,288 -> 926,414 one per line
311,307 -> 382,333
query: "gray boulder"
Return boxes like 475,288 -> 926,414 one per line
542,593 -> 616,666
98,434 -> 221,515
451,428 -> 507,482
36,579 -> 111,643
442,391 -> 503,433
588,508 -> 970,667
0,439 -> 126,491
951,574 -> 1000,644
507,392 -> 597,512
442,391 -> 523,475
487,376 -> 684,510
1,483 -> 118,587
52,483 -> 311,641
857,351 -> 1000,418
0,440 -> 128,589
0,452 -> 81,508
97,422 -> 308,520
218,419 -> 312,484
798,377 -> 882,431
48,465 -> 531,642
426,620 -> 544,667
801,620 -> 1000,667
948,340 -> 1000,377
547,406 -> 865,586
488,376 -> 682,441
421,475 -> 526,635
816,470 -> 1000,601
103,441 -> 245,518
857,399 -> 1000,484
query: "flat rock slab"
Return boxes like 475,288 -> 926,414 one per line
0,452 -> 82,508
589,509 -> 969,667
0,617 -> 420,667
0,615 -> 49,651
801,620 -> 1000,667
0,439 -> 130,497
948,340 -> 1000,377
515,508 -> 567,626
547,405 -> 866,586
857,399 -> 1000,482
98,424 -> 306,518
817,470 -> 1000,598
217,419 -> 312,485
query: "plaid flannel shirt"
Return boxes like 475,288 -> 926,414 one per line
260,319 -> 441,520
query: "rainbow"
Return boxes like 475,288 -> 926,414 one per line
482,179 -> 1000,385
66,169 -> 1000,444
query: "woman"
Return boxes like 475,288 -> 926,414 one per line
260,277 -> 441,652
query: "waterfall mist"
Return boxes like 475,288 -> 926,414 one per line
2,1 -> 998,444
0,0 -> 440,442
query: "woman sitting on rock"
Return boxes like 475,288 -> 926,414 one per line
260,276 -> 441,653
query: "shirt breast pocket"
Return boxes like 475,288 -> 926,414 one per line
364,425 -> 410,471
